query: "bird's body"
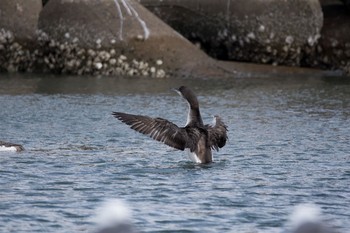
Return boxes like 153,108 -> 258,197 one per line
113,86 -> 228,164
0,141 -> 24,152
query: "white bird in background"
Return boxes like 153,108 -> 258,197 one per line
0,140 -> 24,152
91,201 -> 341,233
93,199 -> 138,233
288,204 -> 337,233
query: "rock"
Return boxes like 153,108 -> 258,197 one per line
38,0 -> 218,76
42,0 -> 50,6
341,0 -> 350,9
0,0 -> 343,77
140,0 -> 323,66
0,0 -> 42,44
309,0 -> 350,73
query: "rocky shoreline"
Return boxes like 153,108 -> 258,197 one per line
0,29 -> 166,77
0,0 -> 349,77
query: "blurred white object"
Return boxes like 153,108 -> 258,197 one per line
290,204 -> 322,227
93,199 -> 138,233
288,204 -> 336,233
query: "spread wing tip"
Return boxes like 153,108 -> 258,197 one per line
112,112 -> 121,117
112,112 -> 128,121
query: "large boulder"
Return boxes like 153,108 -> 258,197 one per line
309,0 -> 350,73
140,0 -> 323,66
0,0 -> 42,72
0,0 -> 42,43
37,0 -> 219,77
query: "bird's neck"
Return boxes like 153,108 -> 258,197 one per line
186,105 -> 203,127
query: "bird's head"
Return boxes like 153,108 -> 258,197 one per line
173,86 -> 199,108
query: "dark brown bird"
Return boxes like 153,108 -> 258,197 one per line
112,86 -> 228,164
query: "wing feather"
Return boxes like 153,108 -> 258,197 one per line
113,112 -> 188,151
206,116 -> 228,151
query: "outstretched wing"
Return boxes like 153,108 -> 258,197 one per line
113,112 -> 188,151
206,116 -> 228,151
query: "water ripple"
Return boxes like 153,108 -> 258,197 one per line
0,76 -> 349,232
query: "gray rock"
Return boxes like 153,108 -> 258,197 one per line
38,0 -> 217,76
140,0 -> 323,66
0,0 -> 42,44
0,0 -> 341,77
310,0 -> 350,74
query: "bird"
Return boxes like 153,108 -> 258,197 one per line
112,86 -> 228,164
0,140 -> 24,152
288,204 -> 337,233
93,199 -> 139,233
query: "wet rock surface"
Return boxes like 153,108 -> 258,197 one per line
140,0 -> 323,66
0,0 -> 42,44
35,31 -> 168,77
0,29 -> 35,73
36,0 -> 216,77
0,0 -> 349,77
141,0 -> 323,66
310,0 -> 350,74
0,26 -> 170,77
0,0 -> 220,77
140,0 -> 350,75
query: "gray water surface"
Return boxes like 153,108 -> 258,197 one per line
0,74 -> 349,233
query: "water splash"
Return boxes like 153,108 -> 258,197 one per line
112,0 -> 150,40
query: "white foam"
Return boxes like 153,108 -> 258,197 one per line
0,145 -> 17,152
